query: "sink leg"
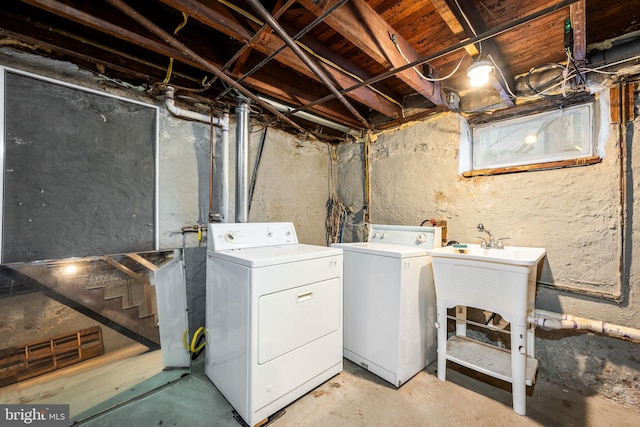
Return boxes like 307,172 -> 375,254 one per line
436,305 -> 447,381
511,324 -> 527,415
455,305 -> 467,336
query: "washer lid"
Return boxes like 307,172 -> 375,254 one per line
367,224 -> 441,249
332,242 -> 429,258
208,243 -> 342,268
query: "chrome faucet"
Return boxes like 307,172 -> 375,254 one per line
475,223 -> 510,249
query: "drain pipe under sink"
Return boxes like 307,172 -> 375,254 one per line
528,309 -> 640,341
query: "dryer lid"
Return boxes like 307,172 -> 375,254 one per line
208,222 -> 298,251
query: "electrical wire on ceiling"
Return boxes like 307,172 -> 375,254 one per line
162,12 -> 189,85
389,32 -> 467,82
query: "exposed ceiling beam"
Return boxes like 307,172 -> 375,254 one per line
298,0 -> 444,106
14,0 -> 362,127
220,0 -> 298,73
570,0 -> 587,61
19,0 -> 194,64
157,0 -> 401,119
244,0 -> 371,129
292,0 -> 580,115
103,0 -> 309,133
442,0 -> 515,107
430,0 -> 479,56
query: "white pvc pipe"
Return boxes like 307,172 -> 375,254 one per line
220,110 -> 230,223
528,309 -> 640,341
165,87 -> 223,126
257,96 -> 362,138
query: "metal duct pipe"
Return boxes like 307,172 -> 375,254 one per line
235,97 -> 250,223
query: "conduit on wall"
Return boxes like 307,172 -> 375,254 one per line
165,87 -> 230,223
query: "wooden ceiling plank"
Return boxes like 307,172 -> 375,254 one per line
570,0 -> 586,61
443,0 -> 515,107
298,0 -> 444,105
430,0 -> 479,56
158,0 -> 401,118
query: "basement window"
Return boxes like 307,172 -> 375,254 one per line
464,103 -> 598,176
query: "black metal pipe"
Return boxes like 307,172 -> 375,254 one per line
218,0 -> 350,100
245,0 -> 371,130
289,0 -> 580,115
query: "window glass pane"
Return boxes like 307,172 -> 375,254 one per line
472,104 -> 593,169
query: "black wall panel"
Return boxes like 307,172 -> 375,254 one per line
2,71 -> 156,263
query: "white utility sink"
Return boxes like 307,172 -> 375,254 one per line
427,244 -> 546,319
428,243 -> 546,416
428,244 -> 546,266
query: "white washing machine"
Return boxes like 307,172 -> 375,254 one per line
333,224 -> 441,387
205,222 -> 343,427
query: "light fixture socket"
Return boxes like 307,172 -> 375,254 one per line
467,59 -> 493,87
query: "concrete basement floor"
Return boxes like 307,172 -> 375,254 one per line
69,352 -> 639,427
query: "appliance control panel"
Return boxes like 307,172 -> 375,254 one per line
208,222 -> 298,251
368,224 -> 442,249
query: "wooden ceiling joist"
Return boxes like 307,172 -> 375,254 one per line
430,0 -> 480,57
570,0 -> 587,62
298,0 -> 445,106
157,0 -> 402,119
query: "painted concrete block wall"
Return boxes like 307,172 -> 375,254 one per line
336,106 -> 640,408
246,127 -> 330,246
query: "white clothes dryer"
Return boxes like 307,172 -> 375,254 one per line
333,224 -> 441,387
205,222 -> 343,427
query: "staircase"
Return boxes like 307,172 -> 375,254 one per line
5,251 -> 175,349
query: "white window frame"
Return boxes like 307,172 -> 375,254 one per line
470,103 -> 594,171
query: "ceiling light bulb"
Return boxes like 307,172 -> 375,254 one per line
467,60 -> 493,87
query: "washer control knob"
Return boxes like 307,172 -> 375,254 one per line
381,233 -> 387,239
372,232 -> 379,239
285,231 -> 291,236
267,231 -> 273,237
224,232 -> 236,242
417,233 -> 426,243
